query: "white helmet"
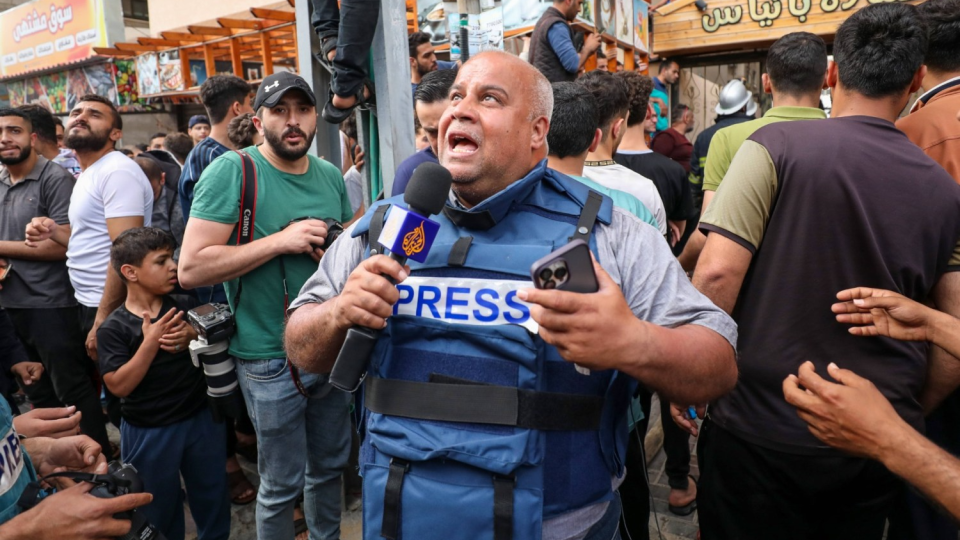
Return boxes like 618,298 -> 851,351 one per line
715,79 -> 753,115
746,98 -> 758,116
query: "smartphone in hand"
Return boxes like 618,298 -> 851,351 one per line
530,239 -> 598,294
530,239 -> 599,375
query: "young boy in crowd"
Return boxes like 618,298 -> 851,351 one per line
97,228 -> 230,540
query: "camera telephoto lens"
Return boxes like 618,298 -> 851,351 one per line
539,268 -> 553,281
554,266 -> 568,281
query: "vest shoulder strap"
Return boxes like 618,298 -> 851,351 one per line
569,190 -> 603,244
368,204 -> 390,255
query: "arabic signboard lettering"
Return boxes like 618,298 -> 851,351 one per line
0,0 -> 120,78
653,0 -> 920,56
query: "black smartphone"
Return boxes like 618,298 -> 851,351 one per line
530,239 -> 599,294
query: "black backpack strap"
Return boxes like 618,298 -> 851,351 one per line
233,150 -> 258,308
569,190 -> 603,244
368,204 -> 390,255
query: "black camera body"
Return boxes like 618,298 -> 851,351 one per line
187,303 -> 235,344
88,461 -> 165,540
285,216 -> 344,252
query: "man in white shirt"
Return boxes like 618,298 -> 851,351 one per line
578,71 -> 668,237
24,95 -> 172,367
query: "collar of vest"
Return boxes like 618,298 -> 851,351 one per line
352,160 -> 614,237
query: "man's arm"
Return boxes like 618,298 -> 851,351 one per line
692,232 -> 751,315
0,227 -> 70,261
920,272 -> 960,413
785,361 -> 960,521
85,217 -> 143,360
678,189 -> 714,271
285,255 -> 408,373
24,217 -> 71,248
178,217 -> 327,289
520,259 -> 737,404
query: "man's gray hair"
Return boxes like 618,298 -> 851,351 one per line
530,69 -> 554,122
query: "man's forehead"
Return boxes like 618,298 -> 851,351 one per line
0,116 -> 27,128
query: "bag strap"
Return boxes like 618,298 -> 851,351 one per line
233,150 -> 258,309
368,204 -> 390,255
236,150 -> 258,246
569,190 -> 603,244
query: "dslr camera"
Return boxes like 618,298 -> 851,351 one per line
187,303 -> 244,421
284,216 -> 344,252
89,461 -> 165,540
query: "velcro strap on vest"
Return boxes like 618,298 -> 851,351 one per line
448,236 -> 474,266
570,190 -> 603,243
365,376 -> 603,431
493,475 -> 515,540
380,458 -> 409,540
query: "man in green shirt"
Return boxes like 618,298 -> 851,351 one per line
179,72 -> 353,540
677,32 -> 828,270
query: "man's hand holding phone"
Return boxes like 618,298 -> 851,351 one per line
520,244 -> 638,373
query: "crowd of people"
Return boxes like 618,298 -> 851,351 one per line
0,0 -> 959,539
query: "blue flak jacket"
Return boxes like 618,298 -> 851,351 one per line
0,398 -> 38,525
351,161 -> 638,540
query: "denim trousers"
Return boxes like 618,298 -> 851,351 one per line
120,407 -> 230,540
308,0 -> 381,98
236,357 -> 351,540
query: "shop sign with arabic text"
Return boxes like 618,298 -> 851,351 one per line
653,0 -> 920,56
0,0 -> 111,78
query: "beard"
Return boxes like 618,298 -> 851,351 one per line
65,122 -> 112,152
263,126 -> 316,162
0,144 -> 31,165
417,60 -> 435,77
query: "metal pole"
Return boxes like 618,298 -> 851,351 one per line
457,0 -> 482,61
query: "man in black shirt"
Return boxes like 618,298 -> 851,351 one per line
97,228 -> 229,540
614,71 -> 696,253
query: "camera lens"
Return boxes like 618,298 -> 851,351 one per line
539,268 -> 553,281
554,267 -> 568,280
544,280 -> 556,289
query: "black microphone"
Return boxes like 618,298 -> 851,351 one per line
329,163 -> 453,392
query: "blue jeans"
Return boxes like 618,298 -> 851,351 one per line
120,407 -> 230,540
584,493 -> 623,540
236,357 -> 351,540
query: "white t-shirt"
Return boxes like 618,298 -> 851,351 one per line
67,151 -> 153,307
582,162 -> 668,236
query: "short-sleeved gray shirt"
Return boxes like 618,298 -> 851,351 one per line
290,202 -> 738,539
0,156 -> 76,308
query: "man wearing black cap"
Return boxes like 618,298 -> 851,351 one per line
179,71 -> 353,540
187,114 -> 211,145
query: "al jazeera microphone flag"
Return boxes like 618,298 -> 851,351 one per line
378,206 -> 440,263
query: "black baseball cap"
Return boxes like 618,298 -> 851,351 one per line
253,72 -> 316,111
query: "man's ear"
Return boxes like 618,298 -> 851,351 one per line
531,116 -> 550,151
762,73 -> 773,94
588,128 -> 603,153
110,128 -> 123,143
826,61 -> 839,90
120,264 -> 137,283
29,132 -> 38,148
410,56 -> 417,72
611,117 -> 626,141
252,113 -> 265,135
160,171 -> 166,184
908,65 -> 927,95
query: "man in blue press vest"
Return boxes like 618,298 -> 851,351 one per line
285,51 -> 738,540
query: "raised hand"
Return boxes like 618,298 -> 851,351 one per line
832,287 -> 933,341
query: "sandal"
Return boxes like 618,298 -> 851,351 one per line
228,469 -> 256,505
313,36 -> 337,75
668,475 -> 698,516
322,79 -> 376,124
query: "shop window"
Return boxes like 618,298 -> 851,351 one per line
122,0 -> 149,21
